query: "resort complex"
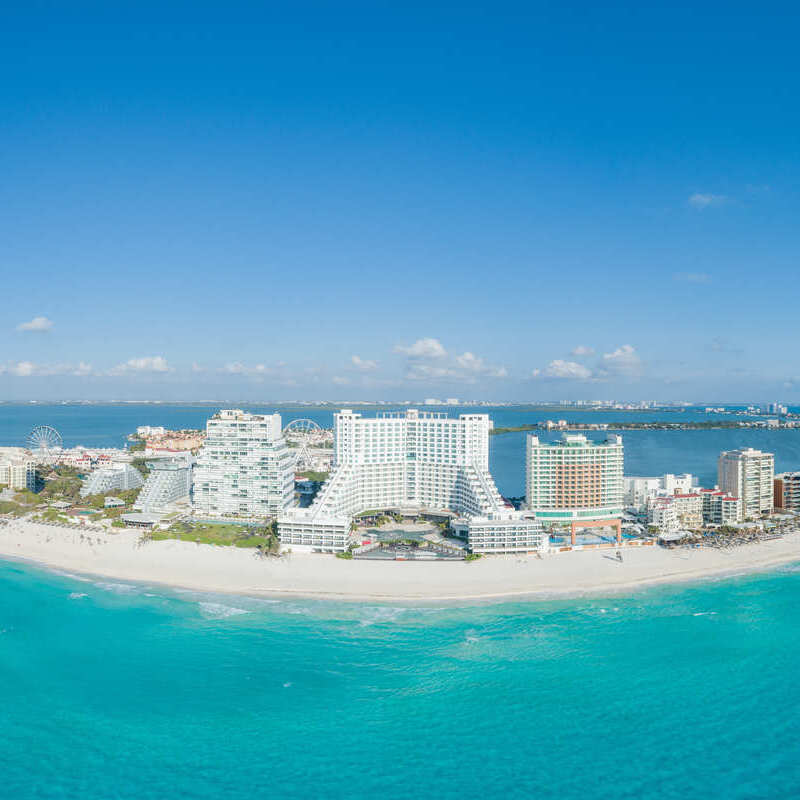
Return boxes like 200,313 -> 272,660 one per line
3,407 -> 791,558
278,409 -> 545,553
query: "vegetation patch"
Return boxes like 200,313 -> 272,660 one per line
150,521 -> 280,554
297,471 -> 329,483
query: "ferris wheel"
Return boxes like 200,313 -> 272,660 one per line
283,419 -> 324,471
26,425 -> 63,463
283,419 -> 323,436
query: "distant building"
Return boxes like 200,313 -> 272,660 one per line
81,463 -> 144,497
0,447 -> 36,491
136,425 -> 166,438
526,433 -> 624,543
718,448 -> 774,517
192,410 -> 294,518
774,472 -> 800,511
135,458 -> 193,512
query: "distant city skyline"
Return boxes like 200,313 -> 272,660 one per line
2,2 -> 798,402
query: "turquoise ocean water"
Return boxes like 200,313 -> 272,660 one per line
2,559 -> 800,799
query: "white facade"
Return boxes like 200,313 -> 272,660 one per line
136,426 -> 166,438
81,463 -> 144,497
526,433 -> 624,525
135,458 -> 193,512
648,497 -> 679,532
0,447 -> 37,491
192,410 -> 294,518
718,448 -> 774,518
701,489 -> 743,524
624,473 -> 700,512
279,409 -> 544,553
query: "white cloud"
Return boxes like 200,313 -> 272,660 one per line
351,355 -> 378,371
16,316 -> 54,332
602,344 -> 642,376
72,362 -> 93,376
0,360 -> 94,377
394,338 -> 447,359
570,345 -> 595,357
222,362 -> 273,376
688,193 -> 727,209
332,376 -> 350,385
394,338 -> 506,383
191,362 -> 207,373
532,360 -> 593,380
673,272 -> 712,284
109,356 -> 171,375
10,360 -> 36,377
454,351 -> 508,378
405,363 -> 460,381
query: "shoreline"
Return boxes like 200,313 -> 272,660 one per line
2,520 -> 800,604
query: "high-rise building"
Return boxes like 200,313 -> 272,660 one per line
192,410 -> 294,518
526,433 -> 624,543
278,409 -> 544,553
774,472 -> 800,511
717,448 -> 774,518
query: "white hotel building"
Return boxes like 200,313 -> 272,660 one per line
192,410 -> 295,518
278,409 -> 544,553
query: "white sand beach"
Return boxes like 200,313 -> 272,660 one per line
2,519 -> 800,602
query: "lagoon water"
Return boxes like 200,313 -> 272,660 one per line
2,559 -> 800,799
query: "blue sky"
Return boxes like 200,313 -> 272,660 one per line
1,0 -> 798,402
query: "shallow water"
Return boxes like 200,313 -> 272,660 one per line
2,559 -> 799,799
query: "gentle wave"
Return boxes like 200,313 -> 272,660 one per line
94,581 -> 141,595
198,601 -> 250,618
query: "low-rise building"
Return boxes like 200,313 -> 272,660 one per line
670,493 -> 703,528
80,463 -> 144,497
135,458 -> 193,512
700,489 -> 742,524
624,473 -> 699,512
648,496 -> 679,532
